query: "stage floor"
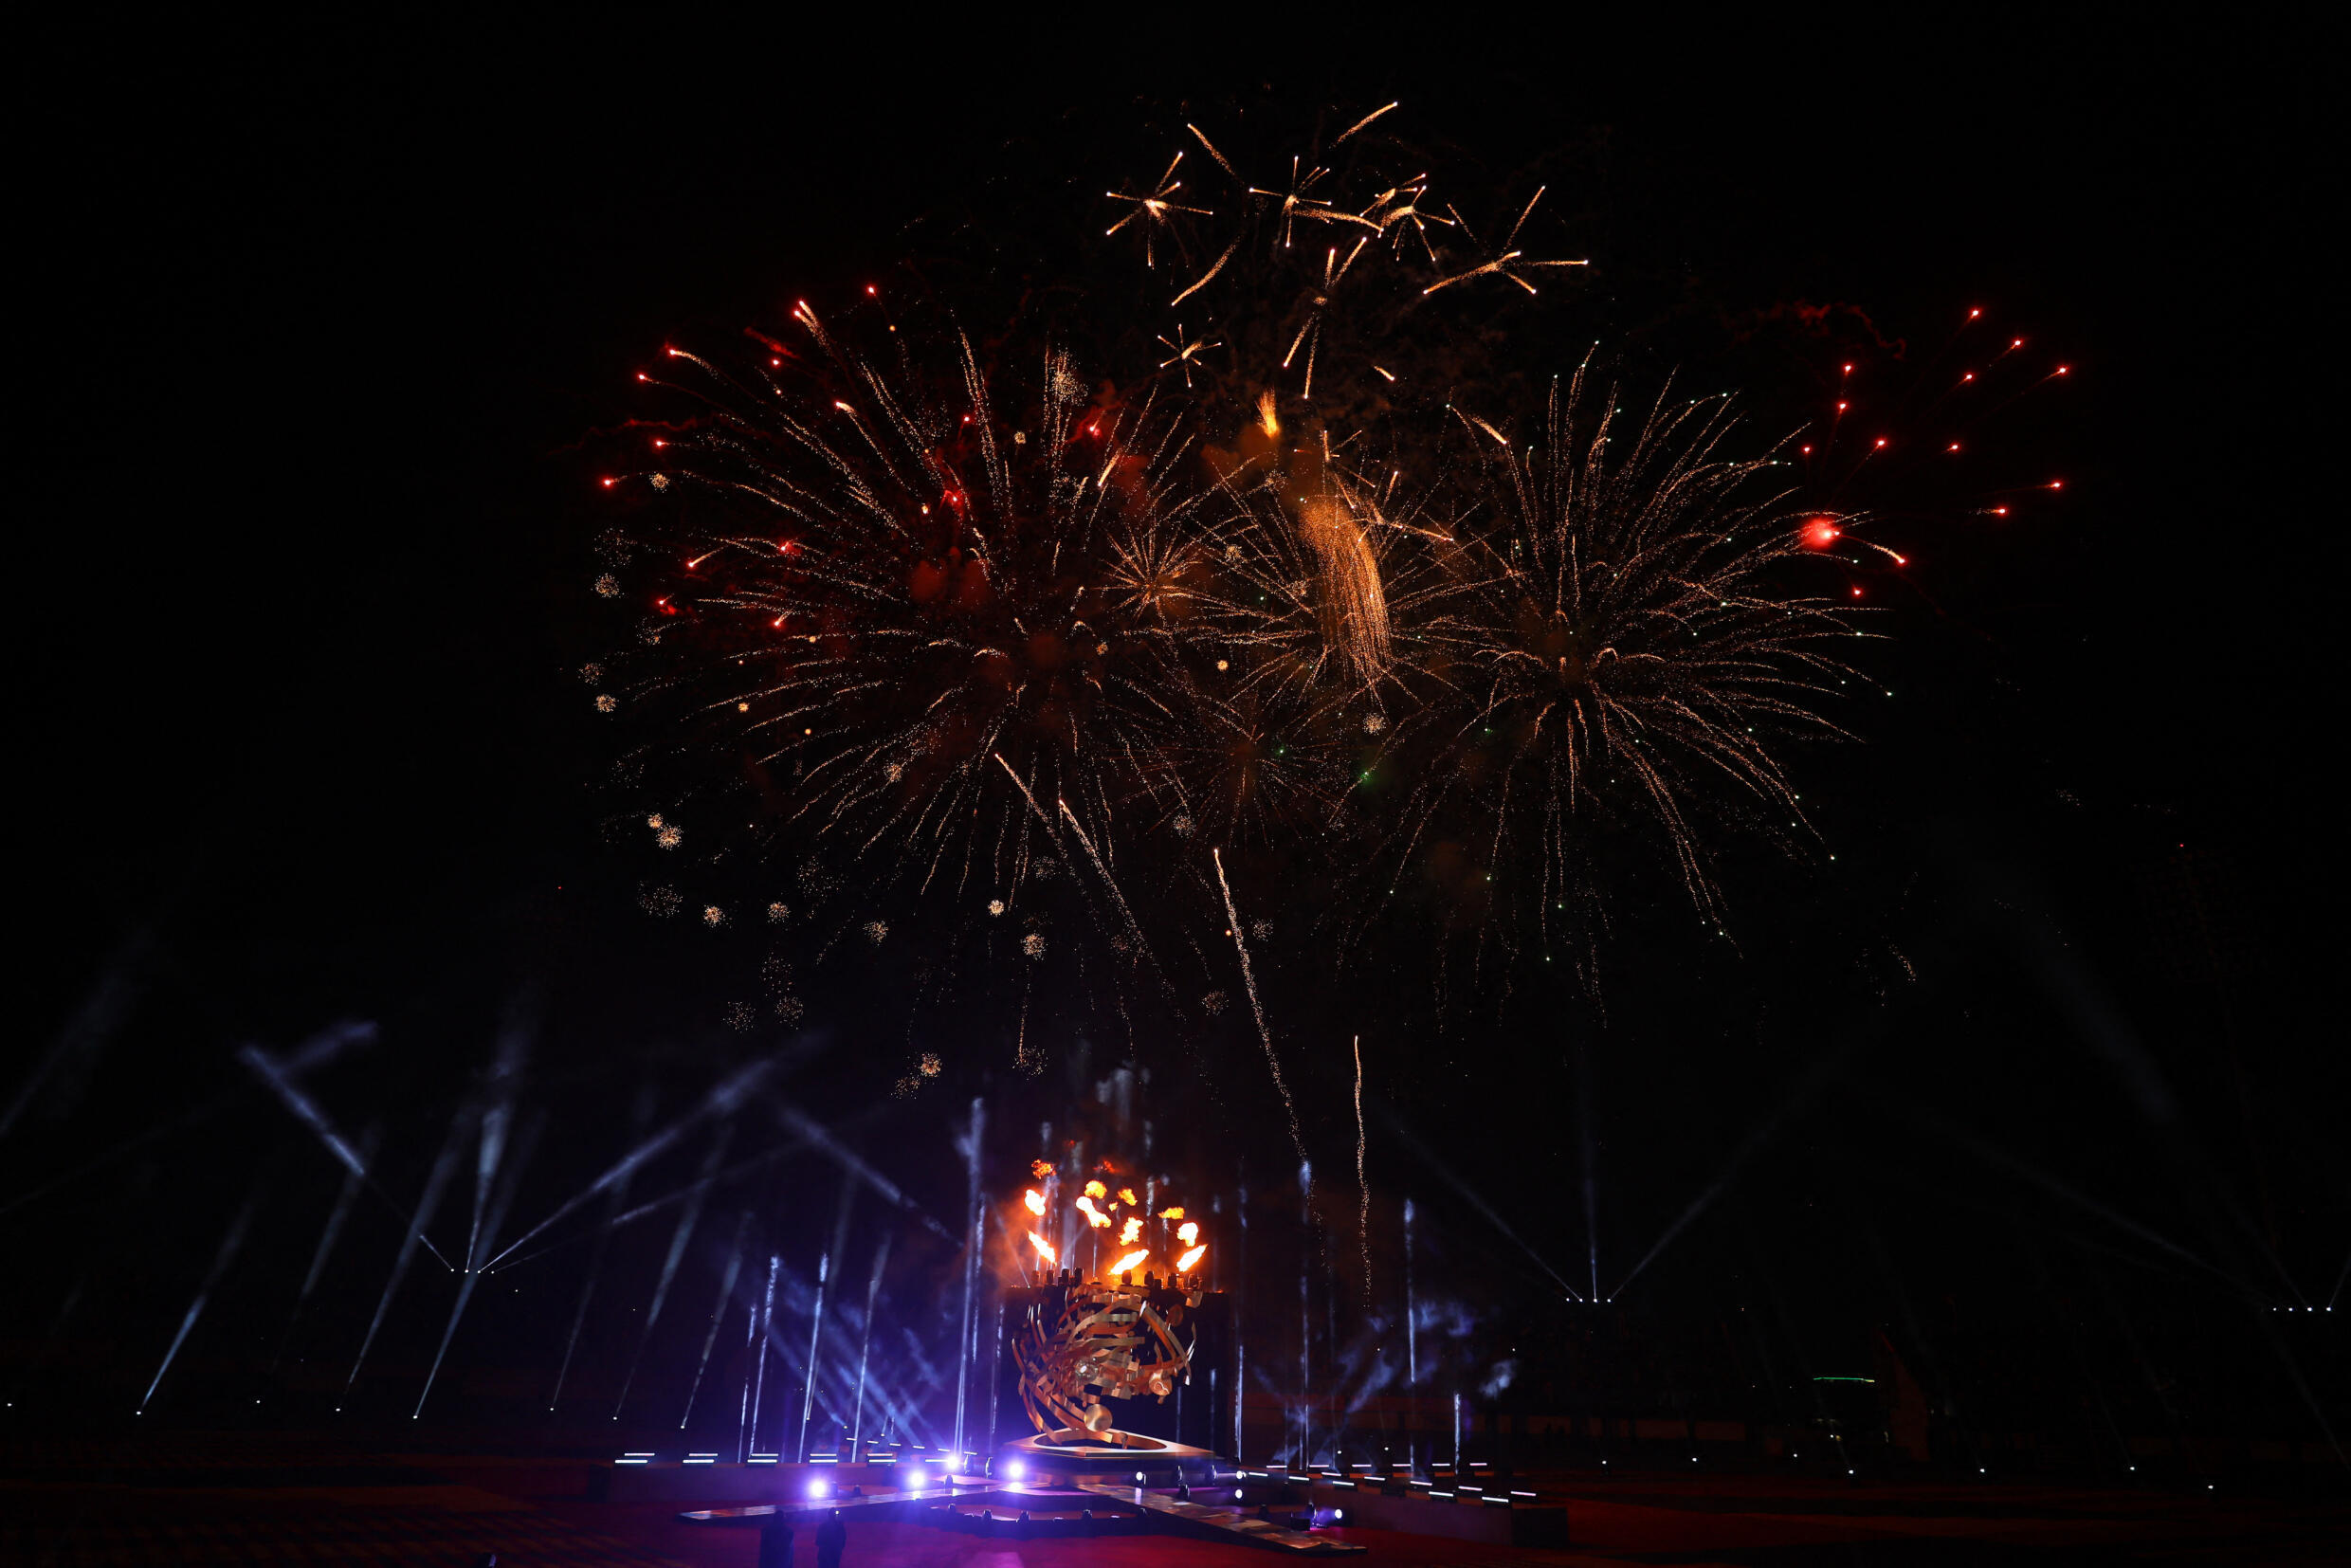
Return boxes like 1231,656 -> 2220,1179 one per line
4,1431 -> 2344,1565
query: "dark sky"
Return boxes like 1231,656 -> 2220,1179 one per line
15,18 -> 2339,1444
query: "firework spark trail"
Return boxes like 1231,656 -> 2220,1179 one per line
1296,493 -> 1392,684
1331,100 -> 1401,146
1054,792 -> 1166,975
1212,847 -> 1307,1176
987,748 -> 1154,966
1104,104 -> 1590,420
1354,1036 -> 1372,1306
682,1212 -> 752,1430
612,1121 -> 735,1420
341,1107 -> 471,1406
1171,234 -> 1241,307
139,1190 -> 258,1414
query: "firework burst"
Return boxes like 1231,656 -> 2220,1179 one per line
594,298 -> 1218,957
1784,304 -> 2075,584
1358,362 -> 1871,959
579,106 -> 2068,1071
1098,101 -> 1587,427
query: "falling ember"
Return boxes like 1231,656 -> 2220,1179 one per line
1802,518 -> 1841,550
1107,1249 -> 1151,1278
1029,1233 -> 1058,1266
1257,390 -> 1281,438
1295,494 -> 1393,683
1176,1220 -> 1199,1246
1174,1244 -> 1208,1274
1024,1189 -> 1047,1216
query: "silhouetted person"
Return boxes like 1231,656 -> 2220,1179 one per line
816,1507 -> 847,1568
756,1514 -> 793,1568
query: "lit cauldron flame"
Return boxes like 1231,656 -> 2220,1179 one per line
1015,1178 -> 1208,1292
1010,1170 -> 1211,1443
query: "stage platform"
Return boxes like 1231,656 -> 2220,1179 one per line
6,1430 -> 2344,1564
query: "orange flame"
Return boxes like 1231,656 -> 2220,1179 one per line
1031,1159 -> 1053,1178
1083,1179 -> 1108,1199
1075,1194 -> 1111,1229
1175,1243 -> 1208,1273
1029,1232 -> 1058,1266
1176,1220 -> 1199,1246
1117,1187 -> 1139,1206
1258,390 -> 1281,439
1107,1248 -> 1150,1277
1158,1206 -> 1184,1220
1023,1188 -> 1047,1216
1119,1216 -> 1143,1246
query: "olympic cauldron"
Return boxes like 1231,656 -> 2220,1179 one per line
991,1176 -> 1231,1486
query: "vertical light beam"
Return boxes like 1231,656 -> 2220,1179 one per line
681,1212 -> 750,1430
139,1193 -> 257,1413
340,1109 -> 469,1408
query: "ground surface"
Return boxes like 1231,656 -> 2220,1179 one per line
3,1434 -> 2342,1565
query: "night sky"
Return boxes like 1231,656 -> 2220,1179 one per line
16,19 -> 2339,1455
